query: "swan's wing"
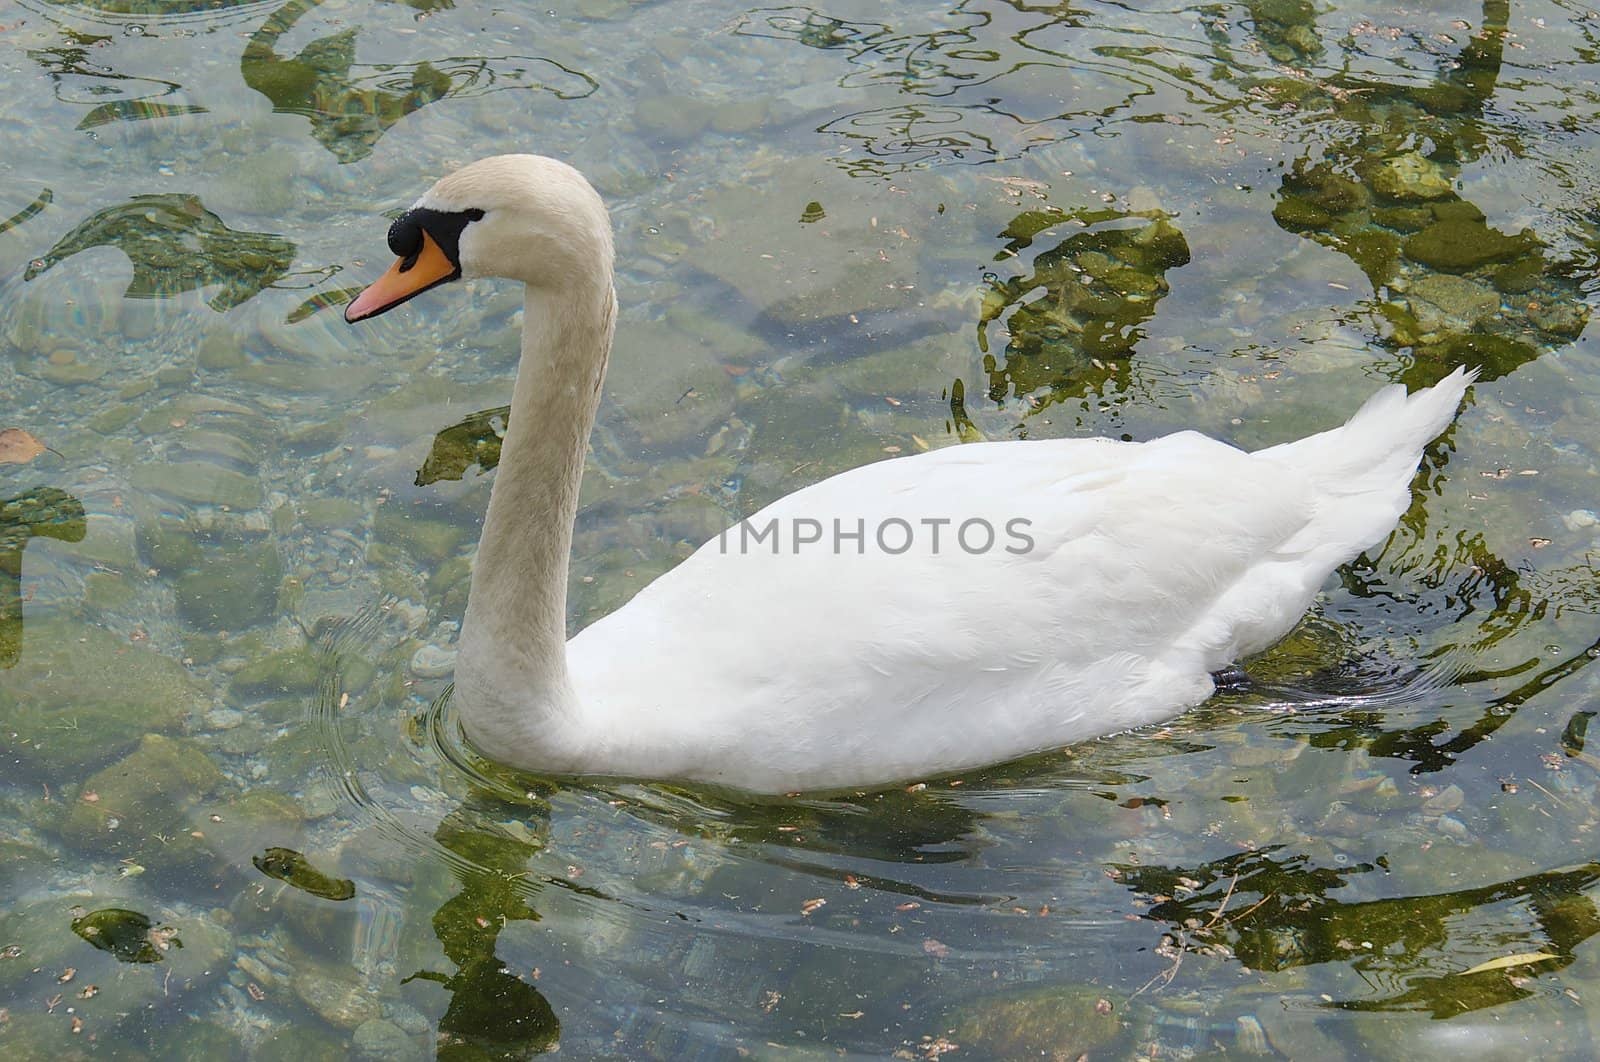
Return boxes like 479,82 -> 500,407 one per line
568,433 -> 1329,789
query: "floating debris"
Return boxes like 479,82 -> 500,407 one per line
71,908 -> 172,964
0,428 -> 48,465
252,847 -> 357,901
1459,952 -> 1560,976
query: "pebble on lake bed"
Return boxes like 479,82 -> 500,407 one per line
408,644 -> 457,679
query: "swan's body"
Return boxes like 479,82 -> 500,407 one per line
348,154 -> 1474,794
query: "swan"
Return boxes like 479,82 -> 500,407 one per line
345,154 -> 1475,794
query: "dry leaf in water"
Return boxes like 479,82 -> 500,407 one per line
0,428 -> 47,465
1460,951 -> 1560,976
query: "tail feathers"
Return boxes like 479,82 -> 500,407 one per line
1260,366 -> 1475,491
1262,366 -> 1476,554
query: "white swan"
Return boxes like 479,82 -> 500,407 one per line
345,154 -> 1475,794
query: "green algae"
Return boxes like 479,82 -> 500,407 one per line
227,646 -> 321,702
1402,219 -> 1535,272
398,806 -> 560,1059
253,846 -> 357,901
415,407 -> 508,487
978,207 -> 1190,406
1117,851 -> 1600,1017
241,0 -> 596,164
71,908 -> 167,964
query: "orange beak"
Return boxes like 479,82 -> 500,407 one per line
345,230 -> 460,322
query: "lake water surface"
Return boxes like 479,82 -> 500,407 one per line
5,0 -> 1600,1057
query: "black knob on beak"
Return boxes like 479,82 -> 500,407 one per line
387,212 -> 424,260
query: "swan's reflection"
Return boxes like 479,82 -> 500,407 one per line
0,487 -> 86,669
1116,846 -> 1600,1017
22,193 -> 295,311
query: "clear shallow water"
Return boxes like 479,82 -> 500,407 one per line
5,0 -> 1600,1056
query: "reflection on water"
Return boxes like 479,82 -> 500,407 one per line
978,206 -> 1191,408
28,28 -> 207,130
0,190 -> 52,239
1120,849 -> 1600,1018
0,486 -> 85,668
243,0 -> 597,163
23,193 -> 296,310
406,802 -> 559,1059
737,3 -> 1142,175
1244,0 -> 1593,388
415,406 -> 509,487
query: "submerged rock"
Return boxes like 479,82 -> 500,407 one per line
0,618 -> 201,777
174,537 -> 284,630
1405,274 -> 1501,335
253,1024 -> 351,1062
681,167 -> 929,328
353,1019 -> 424,1062
408,642 -> 457,679
1402,219 -> 1534,271
604,306 -> 759,448
948,984 -> 1123,1058
294,967 -> 382,1028
130,460 -> 263,511
0,838 -> 56,891
1369,151 -> 1452,201
228,646 -> 321,702
373,502 -> 472,564
61,734 -> 231,884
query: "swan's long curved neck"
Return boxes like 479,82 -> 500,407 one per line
456,281 -> 615,750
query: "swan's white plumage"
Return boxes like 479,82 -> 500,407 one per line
354,154 -> 1475,794
566,369 -> 1472,791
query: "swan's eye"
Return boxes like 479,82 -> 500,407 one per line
465,208 -> 485,222
387,214 -> 424,259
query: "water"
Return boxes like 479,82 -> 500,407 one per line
4,0 -> 1600,1056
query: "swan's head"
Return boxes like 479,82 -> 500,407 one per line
345,154 -> 613,323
